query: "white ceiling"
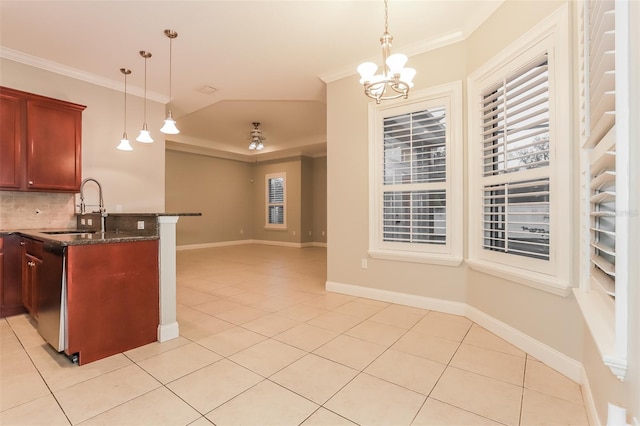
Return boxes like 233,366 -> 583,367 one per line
0,0 -> 503,160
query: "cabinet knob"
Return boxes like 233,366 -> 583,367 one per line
28,261 -> 35,267
28,180 -> 34,185
20,241 -> 25,246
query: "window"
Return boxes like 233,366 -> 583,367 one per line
467,6 -> 571,294
481,55 -> 551,261
369,82 -> 463,265
265,173 -> 286,229
574,0 -> 630,380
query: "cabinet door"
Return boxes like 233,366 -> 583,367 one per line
0,235 -> 25,318
26,99 -> 82,191
22,253 -> 42,317
0,91 -> 23,189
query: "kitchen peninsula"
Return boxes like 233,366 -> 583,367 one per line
0,212 -> 200,365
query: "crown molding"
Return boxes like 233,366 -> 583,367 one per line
0,46 -> 168,104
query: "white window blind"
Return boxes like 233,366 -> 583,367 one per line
481,54 -> 551,260
266,174 -> 285,227
382,107 -> 447,245
586,0 -> 616,300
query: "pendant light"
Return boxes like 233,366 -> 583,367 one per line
116,68 -> 133,151
160,29 -> 179,134
136,50 -> 154,143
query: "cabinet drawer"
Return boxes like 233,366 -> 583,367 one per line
22,238 -> 43,258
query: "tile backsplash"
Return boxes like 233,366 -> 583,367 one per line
0,191 -> 76,230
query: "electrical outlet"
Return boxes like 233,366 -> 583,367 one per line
322,231 -> 325,237
240,229 -> 244,234
137,221 -> 145,230
116,204 -> 123,212
361,259 -> 368,269
293,231 -> 296,236
308,231 -> 312,236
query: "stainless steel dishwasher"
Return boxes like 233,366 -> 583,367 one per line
37,244 -> 66,352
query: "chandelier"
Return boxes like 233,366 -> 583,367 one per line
248,122 -> 265,150
357,0 -> 416,103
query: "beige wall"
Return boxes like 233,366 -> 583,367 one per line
327,1 -> 639,424
165,153 -> 327,247
165,150 -> 254,246
327,41 -> 468,302
0,59 -> 166,218
312,156 -> 327,244
252,158 -> 301,244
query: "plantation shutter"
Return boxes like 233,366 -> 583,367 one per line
382,107 -> 447,245
480,54 -> 551,260
586,0 -> 616,299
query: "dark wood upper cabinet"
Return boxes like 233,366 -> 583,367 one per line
0,87 -> 86,192
0,90 -> 23,189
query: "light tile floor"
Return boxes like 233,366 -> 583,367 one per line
0,244 -> 590,425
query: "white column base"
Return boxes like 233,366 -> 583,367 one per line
157,216 -> 180,343
157,322 -> 180,342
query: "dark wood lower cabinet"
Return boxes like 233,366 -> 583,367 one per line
65,240 -> 159,365
1,235 -> 26,318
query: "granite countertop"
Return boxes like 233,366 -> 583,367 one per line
1,229 -> 158,246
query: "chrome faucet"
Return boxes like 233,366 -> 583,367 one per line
79,178 -> 106,232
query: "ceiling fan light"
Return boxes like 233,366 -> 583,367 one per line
256,142 -> 264,150
249,141 -> 257,150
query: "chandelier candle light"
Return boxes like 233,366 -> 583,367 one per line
249,122 -> 265,151
136,50 -> 153,143
160,29 -> 179,134
116,68 -> 133,151
357,0 -> 416,103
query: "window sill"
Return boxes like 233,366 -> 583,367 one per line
466,259 -> 571,296
368,249 -> 463,266
573,288 -> 627,380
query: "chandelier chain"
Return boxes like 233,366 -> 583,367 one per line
384,0 -> 389,34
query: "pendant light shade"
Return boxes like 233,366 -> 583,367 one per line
136,51 -> 154,143
160,29 -> 180,135
117,68 -> 133,151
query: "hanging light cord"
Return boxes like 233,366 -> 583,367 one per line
143,56 -> 147,122
168,36 -> 173,103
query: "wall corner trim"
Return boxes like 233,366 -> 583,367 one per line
326,280 -> 585,385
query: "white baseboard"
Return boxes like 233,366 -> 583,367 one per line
177,240 -> 328,251
326,281 -> 466,316
157,322 -> 179,342
465,306 -> 583,383
580,364 -> 601,426
176,240 -> 250,251
326,280 -> 584,385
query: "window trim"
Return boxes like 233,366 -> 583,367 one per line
265,172 -> 287,230
368,81 -> 463,266
467,4 -> 572,296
